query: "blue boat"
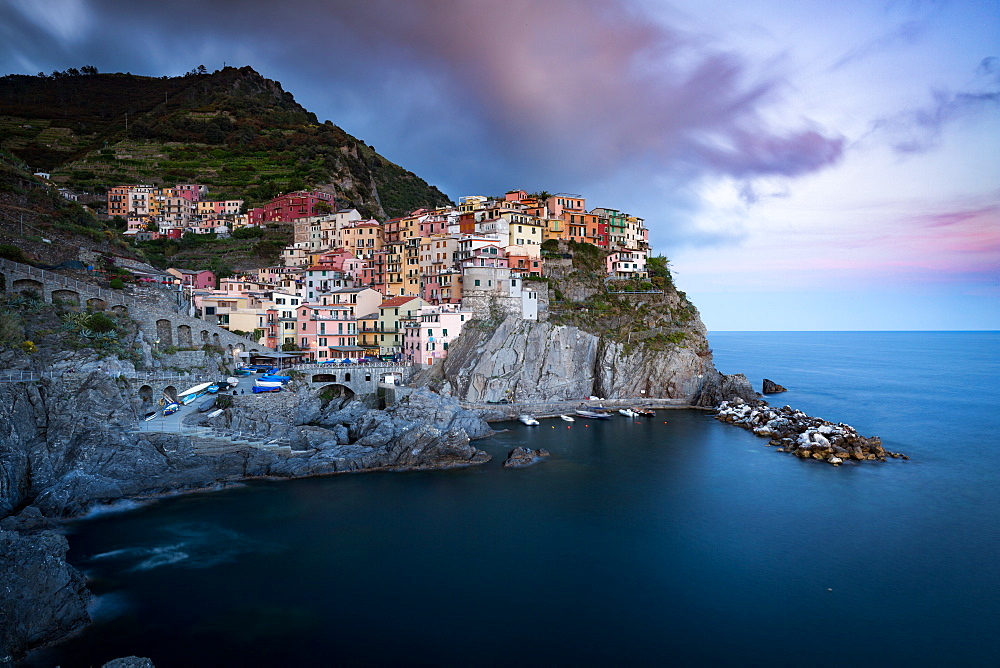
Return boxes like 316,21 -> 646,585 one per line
258,375 -> 290,383
163,402 -> 180,415
252,385 -> 281,393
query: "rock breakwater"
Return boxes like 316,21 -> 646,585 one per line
714,400 -> 908,465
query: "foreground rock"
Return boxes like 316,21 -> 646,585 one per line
0,519 -> 91,663
762,379 -> 787,394
715,400 -> 907,465
502,447 -> 550,468
0,377 -> 493,660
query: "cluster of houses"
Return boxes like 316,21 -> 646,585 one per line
108,183 -> 249,239
120,188 -> 651,366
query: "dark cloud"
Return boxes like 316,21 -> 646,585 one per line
0,0 -> 845,247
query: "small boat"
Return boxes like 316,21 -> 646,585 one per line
619,408 -> 636,417
255,380 -> 283,388
143,410 -> 158,421
258,375 -> 290,383
205,384 -> 221,394
252,385 -> 281,393
207,408 -> 224,418
234,368 -> 252,377
177,381 -> 213,399
162,402 -> 180,415
180,392 -> 202,405
518,415 -> 540,426
560,414 -> 575,422
197,396 -> 217,413
226,377 -> 239,388
575,410 -> 612,419
632,408 -> 654,417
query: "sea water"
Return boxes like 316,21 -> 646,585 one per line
30,332 -> 1000,666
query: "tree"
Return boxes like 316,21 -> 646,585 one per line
66,67 -> 80,76
80,65 -> 98,75
196,64 -> 207,75
314,201 -> 332,215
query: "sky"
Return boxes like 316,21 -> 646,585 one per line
1,0 -> 997,330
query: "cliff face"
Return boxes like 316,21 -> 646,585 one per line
439,316 -> 716,402
437,243 -> 753,406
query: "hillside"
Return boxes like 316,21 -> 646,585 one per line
0,66 -> 452,218
0,150 -> 136,266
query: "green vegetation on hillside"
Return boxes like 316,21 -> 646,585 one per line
0,150 -> 134,264
0,66 -> 452,217
541,240 -> 706,353
134,224 -> 293,273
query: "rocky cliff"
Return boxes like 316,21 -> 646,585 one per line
0,366 -> 491,661
434,243 -> 754,406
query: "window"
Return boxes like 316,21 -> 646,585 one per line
443,329 -> 448,336
474,279 -> 481,287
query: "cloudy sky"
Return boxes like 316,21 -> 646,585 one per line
2,0 -> 997,329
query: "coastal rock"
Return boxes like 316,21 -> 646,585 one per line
692,371 -> 758,407
714,400 -> 905,464
439,315 -> 717,403
502,447 -> 551,468
762,379 -> 787,394
0,527 -> 91,662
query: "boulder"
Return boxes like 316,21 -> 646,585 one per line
762,379 -> 788,393
502,447 -> 550,468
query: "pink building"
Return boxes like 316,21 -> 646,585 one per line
167,268 -> 216,289
249,191 -> 335,225
296,303 -> 359,361
175,184 -> 208,202
402,305 -> 474,366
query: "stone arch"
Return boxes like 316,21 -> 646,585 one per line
316,383 -> 355,403
86,297 -> 107,311
212,333 -> 220,347
138,384 -> 153,405
111,305 -> 128,317
52,289 -> 81,305
155,319 -> 173,346
13,278 -> 44,296
312,373 -> 339,383
162,385 -> 178,402
227,344 -> 233,357
177,325 -> 193,348
200,330 -> 210,344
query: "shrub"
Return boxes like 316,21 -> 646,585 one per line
0,243 -> 27,263
109,278 -> 125,289
85,312 -> 116,332
19,340 -> 38,353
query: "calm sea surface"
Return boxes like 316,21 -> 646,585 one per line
31,332 -> 1000,667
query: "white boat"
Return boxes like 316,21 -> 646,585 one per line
255,380 -> 283,388
181,392 -> 201,405
207,408 -> 224,418
226,377 -> 239,388
619,408 -> 637,417
177,381 -> 213,398
518,415 -> 540,426
560,414 -> 575,422
575,410 -> 612,419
